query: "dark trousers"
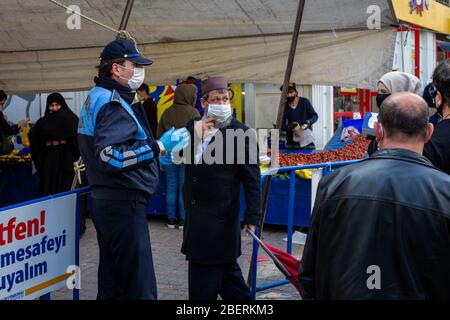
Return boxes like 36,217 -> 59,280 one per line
188,261 -> 252,300
91,198 -> 157,300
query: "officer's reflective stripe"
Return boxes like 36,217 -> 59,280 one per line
100,145 -> 154,168
78,86 -> 147,142
137,152 -> 154,163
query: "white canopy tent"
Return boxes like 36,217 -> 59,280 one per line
0,0 -> 398,93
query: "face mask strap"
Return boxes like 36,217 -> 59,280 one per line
117,64 -> 133,81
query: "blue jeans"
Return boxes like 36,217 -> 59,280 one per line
164,164 -> 185,221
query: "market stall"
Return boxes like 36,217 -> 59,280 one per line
0,148 -> 39,208
240,118 -> 369,227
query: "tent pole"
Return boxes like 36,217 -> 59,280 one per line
118,0 -> 135,31
247,0 -> 306,288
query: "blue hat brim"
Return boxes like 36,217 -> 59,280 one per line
128,55 -> 153,66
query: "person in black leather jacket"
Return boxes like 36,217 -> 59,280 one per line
299,92 -> 450,300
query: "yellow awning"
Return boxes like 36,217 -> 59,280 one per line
391,0 -> 450,34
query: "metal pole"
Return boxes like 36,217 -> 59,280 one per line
261,0 -> 306,234
119,0 -> 135,31
247,229 -> 291,278
247,0 -> 306,287
73,191 -> 81,301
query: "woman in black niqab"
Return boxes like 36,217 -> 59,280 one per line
28,93 -> 80,196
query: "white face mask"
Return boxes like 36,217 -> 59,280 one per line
207,103 -> 232,123
118,65 -> 145,90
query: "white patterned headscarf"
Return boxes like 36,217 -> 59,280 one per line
379,71 -> 422,95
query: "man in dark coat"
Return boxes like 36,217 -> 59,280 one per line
181,77 -> 261,300
299,92 -> 450,300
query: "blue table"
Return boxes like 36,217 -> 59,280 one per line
240,176 -> 311,227
0,164 -> 40,208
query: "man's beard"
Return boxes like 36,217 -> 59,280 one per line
214,116 -> 232,129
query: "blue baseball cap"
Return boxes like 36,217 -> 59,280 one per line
100,39 -> 153,65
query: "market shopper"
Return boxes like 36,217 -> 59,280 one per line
423,83 -> 442,126
181,77 -> 261,300
157,83 -> 200,229
299,92 -> 450,300
424,59 -> 450,175
368,71 -> 421,155
0,90 -> 28,154
78,38 -> 189,300
28,93 -> 79,196
136,83 -> 158,137
281,83 -> 318,150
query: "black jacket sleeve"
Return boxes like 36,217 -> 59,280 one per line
367,140 -> 379,157
423,138 -> 444,170
28,125 -> 45,173
0,112 -> 20,136
302,98 -> 318,128
238,127 -> 261,226
282,107 -> 288,132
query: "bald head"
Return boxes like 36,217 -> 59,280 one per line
379,92 -> 430,142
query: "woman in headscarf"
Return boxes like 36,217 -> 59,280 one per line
367,71 -> 422,156
28,93 -> 80,196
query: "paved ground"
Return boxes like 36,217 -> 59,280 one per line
52,216 -> 303,300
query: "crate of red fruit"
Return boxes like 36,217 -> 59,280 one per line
278,134 -> 370,167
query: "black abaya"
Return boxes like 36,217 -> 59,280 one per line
28,93 -> 80,196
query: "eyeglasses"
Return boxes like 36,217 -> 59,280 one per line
208,96 -> 230,104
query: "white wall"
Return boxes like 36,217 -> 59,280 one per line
393,31 -> 415,74
311,85 -> 334,149
419,31 -> 437,88
2,94 -> 40,124
393,29 -> 437,91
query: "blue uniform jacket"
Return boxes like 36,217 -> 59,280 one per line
78,76 -> 160,200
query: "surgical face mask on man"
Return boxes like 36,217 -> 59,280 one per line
206,103 -> 232,128
118,64 -> 145,91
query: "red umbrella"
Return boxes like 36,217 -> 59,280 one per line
247,229 -> 302,294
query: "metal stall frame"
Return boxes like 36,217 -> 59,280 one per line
250,160 -> 361,299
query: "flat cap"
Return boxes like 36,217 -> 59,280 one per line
201,77 -> 228,96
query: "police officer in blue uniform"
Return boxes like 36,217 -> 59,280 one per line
78,39 -> 189,300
